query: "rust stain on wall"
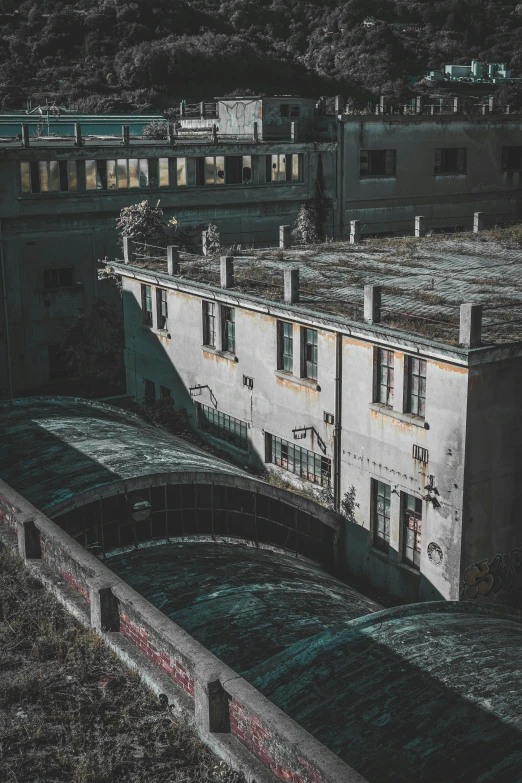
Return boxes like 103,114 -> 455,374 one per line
345,337 -> 372,350
429,359 -> 468,375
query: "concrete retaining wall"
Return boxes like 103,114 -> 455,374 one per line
0,476 -> 366,783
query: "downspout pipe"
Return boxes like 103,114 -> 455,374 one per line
333,331 -> 342,511
0,219 -> 13,401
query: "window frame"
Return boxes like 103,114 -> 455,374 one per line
359,149 -> 396,178
202,300 -> 216,347
501,146 -> 522,172
434,147 -> 467,175
43,268 -> 74,289
373,480 -> 391,554
406,356 -> 427,418
196,402 -> 248,451
156,288 -> 168,330
21,160 -> 78,194
277,320 -> 293,372
377,348 -> 394,407
302,327 -> 318,380
221,305 -> 235,354
402,492 -> 422,569
143,378 -> 156,405
265,432 -> 331,486
141,284 -> 153,326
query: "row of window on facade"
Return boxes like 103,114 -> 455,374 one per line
142,374 -> 423,572
19,154 -> 304,194
361,145 -> 522,176
142,284 -> 426,419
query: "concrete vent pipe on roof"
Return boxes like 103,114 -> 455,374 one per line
284,268 -> 299,304
167,246 -> 180,275
220,256 -> 234,288
364,284 -> 381,324
460,303 -> 482,348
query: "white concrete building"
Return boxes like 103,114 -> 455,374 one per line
111,237 -> 522,608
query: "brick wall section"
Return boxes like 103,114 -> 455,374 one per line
0,493 -> 16,530
229,699 -> 326,783
119,613 -> 195,698
61,569 -> 91,602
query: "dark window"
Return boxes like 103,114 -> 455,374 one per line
373,480 -> 391,553
266,433 -> 331,486
144,378 -> 156,404
157,288 -> 168,329
197,402 -> 248,450
501,146 -> 522,171
280,104 -> 300,118
222,306 -> 235,354
160,386 -> 171,398
407,357 -> 426,417
43,268 -> 74,288
48,344 -> 68,380
378,348 -> 394,406
203,301 -> 216,347
278,321 -> 293,371
434,147 -> 467,174
141,284 -> 153,326
360,149 -> 396,177
403,493 -> 422,569
226,156 -> 243,184
303,328 -> 318,380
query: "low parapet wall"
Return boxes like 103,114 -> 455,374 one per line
0,478 -> 366,783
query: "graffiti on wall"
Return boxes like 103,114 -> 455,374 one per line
461,548 -> 522,599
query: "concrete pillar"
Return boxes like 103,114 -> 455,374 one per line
415,216 -> 426,238
290,121 -> 298,142
179,102 -> 185,118
123,236 -> 134,264
87,578 -> 120,633
202,230 -> 208,256
284,268 -> 299,304
489,96 -> 496,113
253,121 -> 259,142
280,225 -> 291,249
364,284 -> 381,324
349,220 -> 361,244
74,123 -> 82,146
460,303 -> 482,348
167,123 -> 175,144
415,96 -> 424,114
167,245 -> 180,275
21,123 -> 29,148
473,212 -> 484,233
17,516 -> 41,560
334,95 -> 344,114
194,676 -> 230,735
200,101 -> 205,117
220,256 -> 234,288
122,124 -> 130,145
453,97 -> 461,113
211,124 -> 218,144
379,96 -> 387,114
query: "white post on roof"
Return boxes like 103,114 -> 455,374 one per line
415,216 -> 426,238
350,220 -> 361,244
220,256 -> 234,288
167,246 -> 179,275
460,303 -> 482,348
284,268 -> 299,304
473,212 -> 484,233
364,285 -> 381,324
280,225 -> 291,249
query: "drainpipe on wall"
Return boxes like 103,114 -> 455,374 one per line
333,331 -> 343,512
0,219 -> 13,401
335,115 -> 344,241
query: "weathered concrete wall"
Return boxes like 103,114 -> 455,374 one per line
342,117 -> 522,234
119,267 -> 483,604
461,353 -> 522,607
0,476 -> 366,783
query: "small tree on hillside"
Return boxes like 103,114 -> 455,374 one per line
116,200 -> 166,245
292,202 -> 320,245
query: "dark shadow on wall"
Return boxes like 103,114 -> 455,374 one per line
123,287 -> 267,473
243,603 -> 522,783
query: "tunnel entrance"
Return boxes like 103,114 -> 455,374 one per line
52,482 -> 336,568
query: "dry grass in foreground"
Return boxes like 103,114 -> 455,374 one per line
0,543 -> 245,783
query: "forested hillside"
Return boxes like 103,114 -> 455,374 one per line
0,0 -> 521,111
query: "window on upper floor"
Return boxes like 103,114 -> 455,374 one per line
402,493 -> 422,569
265,153 -> 303,183
277,320 -> 293,372
202,301 -> 216,347
221,306 -> 236,354
265,432 -> 331,486
406,356 -> 426,418
373,480 -> 391,554
225,155 -> 252,184
280,104 -> 300,118
43,268 -> 74,289
302,327 -> 318,380
160,386 -> 171,399
377,348 -> 394,406
196,402 -> 248,450
84,158 -> 170,190
501,146 -> 522,172
48,344 -> 69,381
359,149 -> 396,177
205,156 -> 225,185
21,160 -> 78,194
156,288 -> 168,330
144,378 -> 156,405
434,147 -> 467,175
141,284 -> 153,326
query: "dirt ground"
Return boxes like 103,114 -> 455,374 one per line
0,543 -> 245,783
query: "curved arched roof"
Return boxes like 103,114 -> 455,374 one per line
0,397 -> 245,511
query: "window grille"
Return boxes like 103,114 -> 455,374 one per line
243,375 -> 254,389
197,402 -> 248,450
278,321 -> 293,371
412,444 -> 429,463
378,348 -> 394,406
43,268 -> 74,288
266,433 -> 331,486
303,328 -> 318,380
222,306 -> 235,354
203,301 -> 216,347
